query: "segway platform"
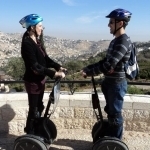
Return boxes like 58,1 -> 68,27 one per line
13,134 -> 48,150
91,76 -> 129,150
92,137 -> 129,150
13,78 -> 62,150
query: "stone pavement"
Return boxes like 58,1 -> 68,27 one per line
0,129 -> 150,150
50,129 -> 150,150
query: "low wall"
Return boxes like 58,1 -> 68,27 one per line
0,92 -> 150,136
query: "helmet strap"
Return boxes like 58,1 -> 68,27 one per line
30,26 -> 38,38
32,30 -> 38,38
27,26 -> 39,43
113,20 -> 123,35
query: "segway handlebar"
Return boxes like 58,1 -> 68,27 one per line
44,71 -> 67,118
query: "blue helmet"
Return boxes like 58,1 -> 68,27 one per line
19,14 -> 43,29
106,8 -> 132,22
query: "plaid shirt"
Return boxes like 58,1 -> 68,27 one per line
84,34 -> 132,79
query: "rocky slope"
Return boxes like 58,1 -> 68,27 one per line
0,31 -> 150,66
0,31 -> 110,66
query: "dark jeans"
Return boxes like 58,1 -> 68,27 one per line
24,93 -> 45,134
101,78 -> 127,139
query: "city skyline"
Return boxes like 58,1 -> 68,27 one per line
1,0 -> 150,42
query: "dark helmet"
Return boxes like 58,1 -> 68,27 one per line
19,14 -> 43,29
106,8 -> 132,22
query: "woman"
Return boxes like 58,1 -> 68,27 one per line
19,14 -> 66,134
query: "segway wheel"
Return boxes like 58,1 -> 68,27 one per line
34,118 -> 57,144
46,119 -> 57,139
13,136 -> 48,150
92,119 -> 109,140
92,137 -> 129,150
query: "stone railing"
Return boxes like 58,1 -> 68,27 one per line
0,92 -> 150,136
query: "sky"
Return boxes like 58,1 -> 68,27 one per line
0,0 -> 150,42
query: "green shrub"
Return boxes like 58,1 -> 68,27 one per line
127,85 -> 144,94
9,83 -> 24,92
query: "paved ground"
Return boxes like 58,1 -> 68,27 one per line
50,129 -> 150,150
0,129 -> 150,150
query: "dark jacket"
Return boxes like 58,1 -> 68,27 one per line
21,37 -> 61,82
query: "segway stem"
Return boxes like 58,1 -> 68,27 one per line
44,78 -> 61,118
44,92 -> 53,118
91,76 -> 103,122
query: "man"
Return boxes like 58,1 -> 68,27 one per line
81,8 -> 132,139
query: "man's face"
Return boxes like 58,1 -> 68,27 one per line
108,18 -> 122,34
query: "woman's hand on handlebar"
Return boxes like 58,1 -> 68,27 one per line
54,71 -> 65,79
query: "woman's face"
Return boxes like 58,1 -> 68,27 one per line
35,22 -> 44,36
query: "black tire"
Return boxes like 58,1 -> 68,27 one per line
92,119 -> 109,141
92,137 -> 129,150
45,119 -> 57,139
34,118 -> 57,143
13,136 -> 48,150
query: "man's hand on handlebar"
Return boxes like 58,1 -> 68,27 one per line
80,70 -> 87,78
59,67 -> 67,72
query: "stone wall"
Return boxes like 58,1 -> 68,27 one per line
0,92 -> 150,136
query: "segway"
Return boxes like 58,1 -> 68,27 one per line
13,78 -> 61,150
91,76 -> 129,150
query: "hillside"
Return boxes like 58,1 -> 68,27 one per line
0,31 -> 110,66
0,31 -> 150,66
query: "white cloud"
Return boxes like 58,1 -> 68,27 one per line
76,11 -> 107,24
62,0 -> 75,6
76,16 -> 93,24
113,6 -> 120,9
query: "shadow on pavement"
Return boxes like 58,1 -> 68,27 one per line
0,104 -> 17,150
50,139 -> 92,150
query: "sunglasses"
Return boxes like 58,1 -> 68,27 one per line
109,20 -> 120,24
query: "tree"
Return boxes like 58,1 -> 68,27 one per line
64,61 -> 82,94
3,57 -> 25,80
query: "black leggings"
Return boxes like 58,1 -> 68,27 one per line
25,93 -> 45,133
28,93 -> 44,112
